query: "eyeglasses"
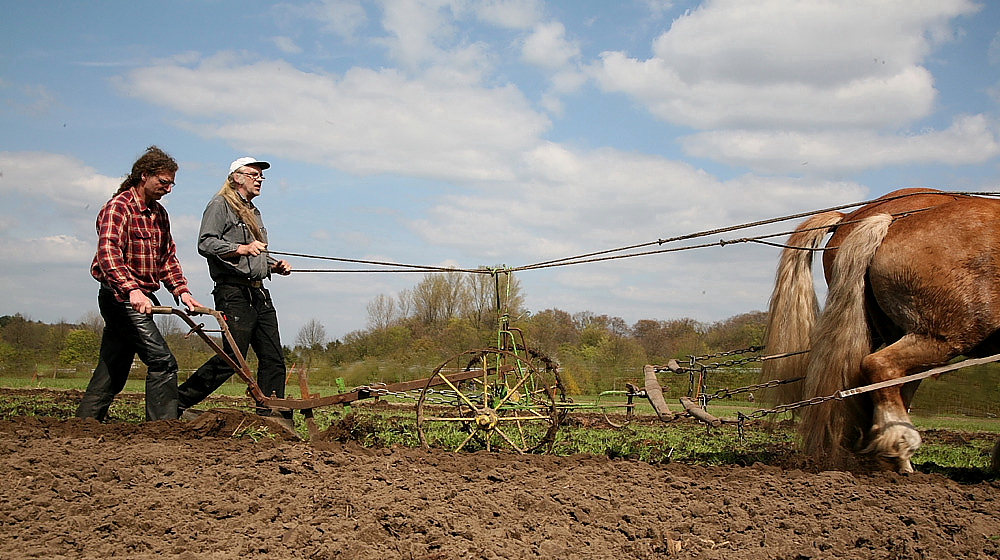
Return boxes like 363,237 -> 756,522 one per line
236,171 -> 265,181
156,177 -> 175,187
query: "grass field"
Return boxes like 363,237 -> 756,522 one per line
9,375 -> 997,430
3,373 -> 999,478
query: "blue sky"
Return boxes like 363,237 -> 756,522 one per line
2,0 -> 998,345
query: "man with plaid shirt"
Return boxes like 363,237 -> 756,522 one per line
77,146 -> 203,421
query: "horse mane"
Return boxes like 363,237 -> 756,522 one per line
798,213 -> 893,466
760,211 -> 844,405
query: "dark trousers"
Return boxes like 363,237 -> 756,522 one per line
77,287 -> 179,421
178,284 -> 287,416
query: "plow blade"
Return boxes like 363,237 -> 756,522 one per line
680,396 -> 722,427
643,365 -> 674,421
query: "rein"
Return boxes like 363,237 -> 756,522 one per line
269,190 -> 1000,274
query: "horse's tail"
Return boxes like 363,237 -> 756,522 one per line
760,211 -> 845,405
799,213 -> 893,466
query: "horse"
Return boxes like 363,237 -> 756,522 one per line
761,188 -> 1000,473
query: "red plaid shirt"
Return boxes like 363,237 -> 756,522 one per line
90,188 -> 190,302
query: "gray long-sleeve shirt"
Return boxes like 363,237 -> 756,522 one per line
198,194 -> 276,282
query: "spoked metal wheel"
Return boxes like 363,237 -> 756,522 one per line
416,348 -> 563,453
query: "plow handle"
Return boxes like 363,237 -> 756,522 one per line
147,305 -> 270,407
151,305 -> 214,315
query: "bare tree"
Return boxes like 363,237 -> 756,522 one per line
465,269 -> 524,329
466,270 -> 496,327
296,319 -> 327,351
397,288 -> 414,320
366,294 -> 398,331
296,319 -> 327,369
79,311 -> 104,334
155,315 -> 182,337
411,271 -> 466,326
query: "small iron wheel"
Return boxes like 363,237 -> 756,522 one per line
416,348 -> 562,453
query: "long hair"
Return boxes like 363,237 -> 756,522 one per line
760,210 -> 844,405
217,176 -> 264,242
115,146 -> 178,196
798,213 -> 892,466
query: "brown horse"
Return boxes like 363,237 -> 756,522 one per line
762,188 -> 1000,472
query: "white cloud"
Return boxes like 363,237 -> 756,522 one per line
520,22 -> 579,69
555,270 -> 620,289
0,234 -> 92,265
337,230 -> 371,248
0,151 -> 118,207
296,0 -> 368,39
407,142 -> 866,268
168,214 -> 202,247
990,31 -> 1000,65
642,0 -> 673,18
681,114 -> 1000,174
0,82 -> 58,116
0,232 -> 113,321
592,0 -> 980,130
597,55 -> 937,129
0,150 -> 213,318
376,0 -> 466,70
471,0 -> 541,29
119,54 -> 550,182
272,36 -> 303,54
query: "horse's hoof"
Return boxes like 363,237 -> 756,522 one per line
862,422 -> 921,472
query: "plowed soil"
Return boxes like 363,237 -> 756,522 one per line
1,388 -> 998,559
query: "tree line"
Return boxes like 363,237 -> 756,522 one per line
0,271 -> 767,395
285,271 -> 767,395
4,270 -> 998,416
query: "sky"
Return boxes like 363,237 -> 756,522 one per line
2,0 -> 999,346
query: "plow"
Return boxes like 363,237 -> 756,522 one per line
155,290 -> 1000,453
153,293 -> 900,452
154,270 -> 774,452
149,189 -> 1000,470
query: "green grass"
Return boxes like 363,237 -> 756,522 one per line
3,375 -> 997,477
911,414 -> 1000,433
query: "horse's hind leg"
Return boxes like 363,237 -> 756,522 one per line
858,335 -> 955,473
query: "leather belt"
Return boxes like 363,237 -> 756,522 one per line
217,277 -> 263,289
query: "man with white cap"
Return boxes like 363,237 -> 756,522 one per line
178,157 -> 294,428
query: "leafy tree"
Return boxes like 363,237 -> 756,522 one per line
1,314 -> 46,350
631,318 -> 705,362
523,308 -> 579,357
437,316 -> 482,358
704,311 -> 767,353
409,271 -> 465,328
0,341 -> 16,373
283,345 -> 303,367
59,329 -> 101,367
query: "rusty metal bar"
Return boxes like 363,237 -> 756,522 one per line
264,368 -> 489,410
151,306 -> 269,406
680,396 -> 722,427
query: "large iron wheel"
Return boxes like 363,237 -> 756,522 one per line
416,348 -> 563,453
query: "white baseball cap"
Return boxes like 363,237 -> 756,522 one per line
229,156 -> 271,173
